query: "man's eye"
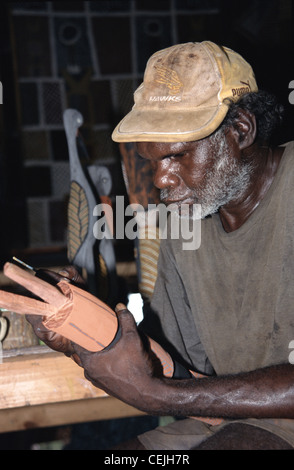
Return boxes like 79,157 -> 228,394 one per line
173,152 -> 185,159
162,152 -> 186,161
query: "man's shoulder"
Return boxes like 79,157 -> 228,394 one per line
272,141 -> 294,189
280,141 -> 294,161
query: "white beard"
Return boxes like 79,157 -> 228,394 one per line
161,131 -> 254,220
196,131 -> 254,218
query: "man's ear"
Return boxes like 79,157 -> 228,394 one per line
229,109 -> 257,150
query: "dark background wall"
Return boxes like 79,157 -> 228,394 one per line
0,0 -> 292,451
0,0 -> 292,267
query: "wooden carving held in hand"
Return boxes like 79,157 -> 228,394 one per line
0,263 -> 173,372
0,262 -> 118,352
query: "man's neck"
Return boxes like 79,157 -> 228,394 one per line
218,146 -> 284,233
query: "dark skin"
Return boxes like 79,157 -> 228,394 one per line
27,110 -> 294,449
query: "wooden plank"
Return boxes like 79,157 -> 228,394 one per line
0,256 -> 140,433
0,350 -> 108,409
0,347 -> 145,433
0,397 -> 145,433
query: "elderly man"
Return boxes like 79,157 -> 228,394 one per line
28,41 -> 294,450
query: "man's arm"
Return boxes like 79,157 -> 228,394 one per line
151,363 -> 294,419
73,306 -> 294,420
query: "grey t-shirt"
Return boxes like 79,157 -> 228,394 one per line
141,142 -> 294,376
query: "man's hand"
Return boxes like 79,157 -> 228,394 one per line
72,304 -> 159,411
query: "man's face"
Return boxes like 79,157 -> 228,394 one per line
136,129 -> 253,218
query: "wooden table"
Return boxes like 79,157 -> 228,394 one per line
0,260 -> 145,434
0,345 -> 144,433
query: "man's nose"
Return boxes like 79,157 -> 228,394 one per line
152,160 -> 179,189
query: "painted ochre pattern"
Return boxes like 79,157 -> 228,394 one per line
97,253 -> 109,301
137,226 -> 161,301
67,181 -> 89,262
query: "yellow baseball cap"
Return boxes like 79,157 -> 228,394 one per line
112,41 -> 258,143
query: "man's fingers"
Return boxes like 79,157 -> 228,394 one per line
58,266 -> 85,285
115,302 -> 127,313
37,269 -> 66,284
115,303 -> 138,335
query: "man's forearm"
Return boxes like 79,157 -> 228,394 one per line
145,363 -> 294,419
70,311 -> 294,420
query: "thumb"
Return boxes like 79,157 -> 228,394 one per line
115,303 -> 137,333
115,302 -> 128,312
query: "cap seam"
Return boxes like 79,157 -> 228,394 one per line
116,109 -> 227,135
202,42 -> 225,104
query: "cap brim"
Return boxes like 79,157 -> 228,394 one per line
112,103 -> 229,143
